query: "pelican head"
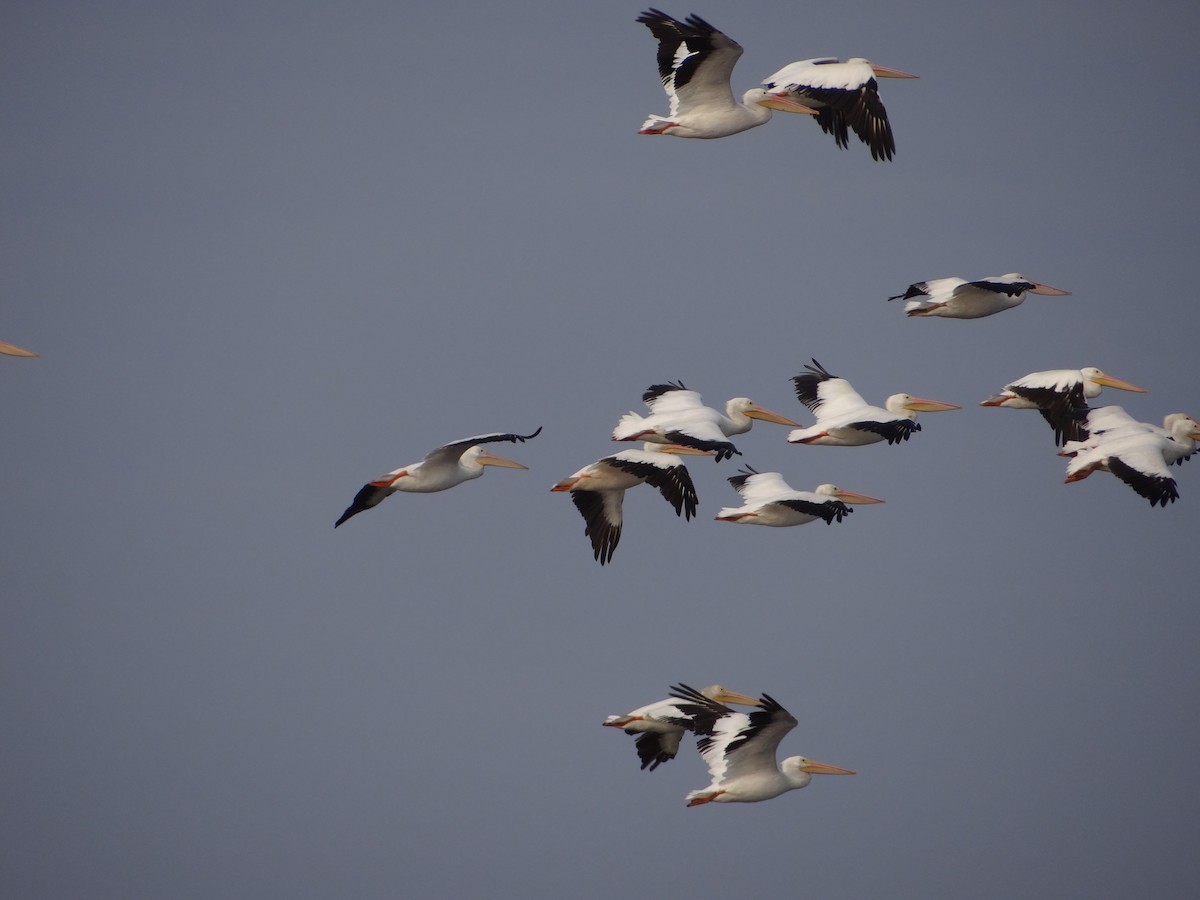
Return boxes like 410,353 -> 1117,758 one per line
815,484 -> 885,505
846,59 -> 919,79
700,685 -> 763,707
468,446 -> 528,470
790,756 -> 856,776
1165,414 -> 1200,441
728,397 -> 801,427
1080,367 -> 1148,394
1001,274 -> 1071,296
749,88 -> 819,115
886,393 -> 961,415
781,755 -> 856,788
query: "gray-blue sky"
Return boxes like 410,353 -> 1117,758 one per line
3,2 -> 1199,897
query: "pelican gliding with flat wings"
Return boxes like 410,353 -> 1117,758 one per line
715,467 -> 883,526
604,684 -> 762,771
762,57 -> 917,160
787,360 -> 959,446
333,428 -> 542,527
552,443 -> 711,565
613,382 -> 798,461
980,367 -> 1148,446
669,684 -> 855,806
889,274 -> 1071,319
636,9 -> 818,138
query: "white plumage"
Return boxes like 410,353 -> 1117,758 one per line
715,467 -> 883,526
613,381 -> 798,461
889,274 -> 1071,319
334,428 -> 542,527
602,684 -> 761,771
980,367 -> 1147,445
787,359 -> 959,446
635,9 -> 818,139
761,56 -> 918,160
1061,408 -> 1200,506
669,684 -> 855,806
552,443 -> 710,565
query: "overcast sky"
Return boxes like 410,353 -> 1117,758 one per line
3,2 -> 1199,898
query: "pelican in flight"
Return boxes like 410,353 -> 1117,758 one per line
613,382 -> 798,462
980,367 -> 1148,446
552,443 -> 711,565
761,57 -> 917,160
334,428 -> 542,527
715,467 -> 883,526
787,359 -> 959,446
636,9 -> 818,138
1064,407 -> 1197,462
0,339 -> 38,357
1061,409 -> 1200,506
669,684 -> 855,806
889,274 -> 1071,319
604,683 -> 762,771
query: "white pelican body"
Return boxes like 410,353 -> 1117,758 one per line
1062,408 -> 1197,465
715,467 -> 883,526
334,428 -> 542,527
1062,410 -> 1200,506
613,382 -> 798,461
669,684 -> 854,805
603,684 -> 761,771
762,57 -> 918,160
0,339 -> 38,357
787,359 -> 959,446
980,367 -> 1148,446
552,443 -> 710,565
636,10 -> 817,139
889,274 -> 1071,319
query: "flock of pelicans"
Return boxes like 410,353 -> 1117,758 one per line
334,8 -> 1194,807
6,10 -> 1194,808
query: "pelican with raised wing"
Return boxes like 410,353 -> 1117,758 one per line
669,684 -> 855,805
715,467 -> 883,526
604,684 -> 762,771
981,367 -> 1148,446
333,428 -> 542,527
613,382 -> 798,461
762,57 -> 917,160
787,359 -> 959,446
636,9 -> 818,139
889,274 -> 1071,319
1062,410 -> 1200,506
552,443 -> 711,565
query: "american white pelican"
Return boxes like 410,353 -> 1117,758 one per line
787,359 -> 959,446
761,57 -> 917,160
715,467 -> 883,526
1064,407 -> 1198,466
669,684 -> 855,806
1062,410 -> 1200,506
0,339 -> 38,357
333,428 -> 542,528
889,274 -> 1071,319
980,367 -> 1148,446
552,443 -> 711,565
613,382 -> 799,462
636,10 -> 818,139
604,683 -> 762,771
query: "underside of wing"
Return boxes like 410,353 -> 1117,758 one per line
571,490 -> 624,564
